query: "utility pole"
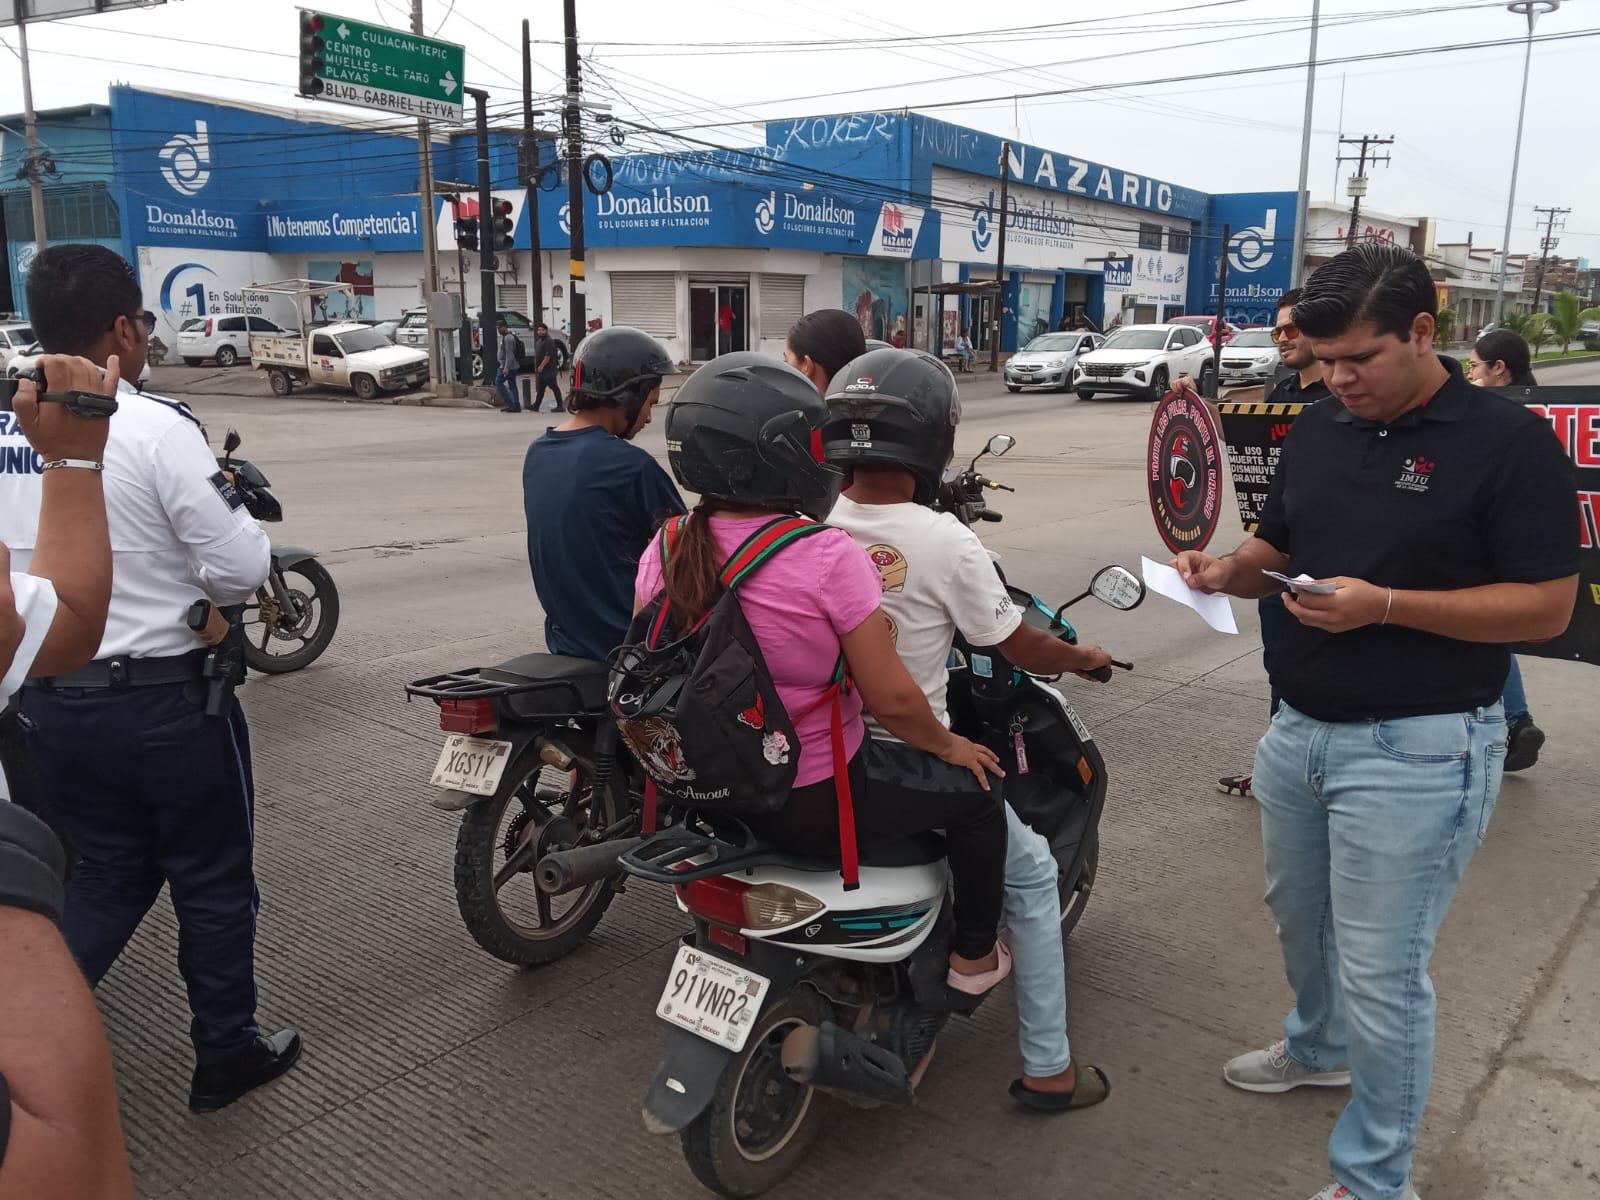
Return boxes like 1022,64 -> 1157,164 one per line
563,0 -> 586,346
522,18 -> 544,325
13,3 -> 48,252
1530,204 -> 1569,314
412,0 -> 441,384
989,139 -> 1011,373
1289,0 -> 1321,288
1337,135 -> 1393,248
1212,225 -> 1230,398
467,87 -> 496,384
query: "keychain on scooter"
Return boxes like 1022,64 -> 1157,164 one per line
1010,715 -> 1030,776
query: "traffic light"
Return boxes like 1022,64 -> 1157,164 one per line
298,12 -> 326,96
490,199 -> 514,252
454,210 -> 480,253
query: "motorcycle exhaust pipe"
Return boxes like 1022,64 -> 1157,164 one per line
536,836 -> 645,895
780,1020 -> 915,1107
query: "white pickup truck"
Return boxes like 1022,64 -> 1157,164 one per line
253,322 -> 429,400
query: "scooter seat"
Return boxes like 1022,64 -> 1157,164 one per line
777,831 -> 947,873
483,653 -> 610,716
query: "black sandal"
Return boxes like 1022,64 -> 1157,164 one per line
1008,1064 -> 1111,1112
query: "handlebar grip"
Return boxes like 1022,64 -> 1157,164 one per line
976,510 -> 1003,522
1087,665 -> 1113,683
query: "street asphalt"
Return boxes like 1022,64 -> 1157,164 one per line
95,357 -> 1600,1199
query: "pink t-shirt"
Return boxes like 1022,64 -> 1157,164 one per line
635,515 -> 883,787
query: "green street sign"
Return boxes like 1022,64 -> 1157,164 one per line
298,9 -> 466,123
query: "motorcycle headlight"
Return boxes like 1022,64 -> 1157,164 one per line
741,883 -> 825,930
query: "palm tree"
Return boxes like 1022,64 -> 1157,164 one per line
1497,310 -> 1533,338
1434,306 -> 1459,348
1548,292 -> 1583,354
1526,312 -> 1555,355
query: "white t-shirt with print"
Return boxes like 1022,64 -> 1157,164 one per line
1,571 -> 57,802
829,495 -> 1021,736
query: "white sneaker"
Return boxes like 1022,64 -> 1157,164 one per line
1224,1039 -> 1351,1093
1307,1184 -> 1419,1200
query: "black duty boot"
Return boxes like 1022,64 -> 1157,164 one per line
1504,715 -> 1545,773
189,1027 -> 303,1113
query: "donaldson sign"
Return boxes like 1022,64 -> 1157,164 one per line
144,203 -> 241,240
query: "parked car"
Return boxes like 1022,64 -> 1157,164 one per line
252,321 -> 429,400
1580,320 -> 1600,347
400,308 -> 540,381
396,307 -> 430,350
0,322 -> 36,373
1073,323 -> 1216,400
1169,314 -> 1237,346
1004,330 -> 1103,393
8,345 -> 150,388
177,313 -> 290,367
1217,327 -> 1279,387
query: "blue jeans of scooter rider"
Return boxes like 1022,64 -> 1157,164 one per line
1252,700 -> 1505,1200
1003,803 -> 1071,1077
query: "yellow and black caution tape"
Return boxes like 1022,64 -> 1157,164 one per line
1214,402 -> 1309,416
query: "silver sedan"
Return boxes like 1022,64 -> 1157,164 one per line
1005,331 -> 1103,394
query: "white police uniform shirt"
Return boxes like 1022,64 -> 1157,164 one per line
0,379 -> 271,660
1,572 -> 55,801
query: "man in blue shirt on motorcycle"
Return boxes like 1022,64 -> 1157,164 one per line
821,347 -> 1114,1110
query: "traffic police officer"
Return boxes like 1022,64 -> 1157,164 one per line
0,244 -> 302,1113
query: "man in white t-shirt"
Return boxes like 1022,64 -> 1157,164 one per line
0,355 -> 136,1197
824,348 -> 1114,1111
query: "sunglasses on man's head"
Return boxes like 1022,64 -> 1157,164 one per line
1270,322 -> 1299,345
107,311 -> 158,335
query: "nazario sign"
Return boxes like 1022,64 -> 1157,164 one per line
298,10 -> 465,123
1215,386 -> 1600,666
1148,389 -> 1224,554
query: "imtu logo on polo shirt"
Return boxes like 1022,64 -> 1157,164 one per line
1397,455 -> 1436,493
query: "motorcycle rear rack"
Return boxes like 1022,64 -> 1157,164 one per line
404,668 -> 590,710
618,819 -> 819,885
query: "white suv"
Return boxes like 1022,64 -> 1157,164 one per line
0,322 -> 36,373
176,314 -> 288,367
1073,323 -> 1216,400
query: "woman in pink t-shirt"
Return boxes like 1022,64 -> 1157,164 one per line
636,353 -> 1012,995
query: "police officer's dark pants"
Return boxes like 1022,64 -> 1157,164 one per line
21,684 -> 262,1063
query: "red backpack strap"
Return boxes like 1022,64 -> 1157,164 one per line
718,516 -> 831,590
646,515 -> 691,647
642,777 -> 659,834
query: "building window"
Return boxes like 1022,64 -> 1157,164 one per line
1138,222 -> 1162,250
3,184 -> 121,242
1167,228 -> 1190,255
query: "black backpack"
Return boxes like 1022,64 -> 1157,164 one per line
609,514 -> 861,886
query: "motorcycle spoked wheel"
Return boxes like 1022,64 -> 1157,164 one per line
681,989 -> 832,1199
241,560 -> 340,674
1057,833 -> 1098,937
453,742 -> 626,967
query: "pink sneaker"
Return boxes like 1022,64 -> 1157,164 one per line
947,940 -> 1012,996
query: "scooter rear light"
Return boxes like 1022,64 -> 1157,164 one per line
439,697 -> 496,735
741,883 -> 825,930
676,876 -> 750,929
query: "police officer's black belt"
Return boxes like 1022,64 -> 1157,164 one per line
34,650 -> 209,690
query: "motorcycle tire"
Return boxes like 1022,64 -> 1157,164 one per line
681,989 -> 831,1198
242,559 -> 340,674
454,738 -> 626,967
1058,833 -> 1098,937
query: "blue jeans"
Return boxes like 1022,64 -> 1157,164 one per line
1501,657 -> 1530,722
494,367 -> 520,410
1002,802 -> 1071,1077
1253,702 -> 1506,1200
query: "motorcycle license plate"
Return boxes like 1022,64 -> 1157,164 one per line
429,735 -> 513,795
657,944 -> 770,1053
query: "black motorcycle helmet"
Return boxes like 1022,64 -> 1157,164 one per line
666,352 -> 844,522
822,348 -> 959,505
571,326 -> 678,430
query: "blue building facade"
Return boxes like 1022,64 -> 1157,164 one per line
0,87 -> 1295,360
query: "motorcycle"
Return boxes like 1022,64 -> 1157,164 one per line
404,652 -> 646,967
218,429 -> 341,674
553,432 -> 1142,1197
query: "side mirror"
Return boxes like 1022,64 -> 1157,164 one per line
223,428 -> 242,454
986,433 -> 1016,458
1090,565 -> 1145,611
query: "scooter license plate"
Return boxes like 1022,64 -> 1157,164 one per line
429,735 -> 513,796
657,944 -> 771,1053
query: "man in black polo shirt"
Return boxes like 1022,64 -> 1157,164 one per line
1175,244 -> 1577,1200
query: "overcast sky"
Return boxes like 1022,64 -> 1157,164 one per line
3,0 -> 1596,262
